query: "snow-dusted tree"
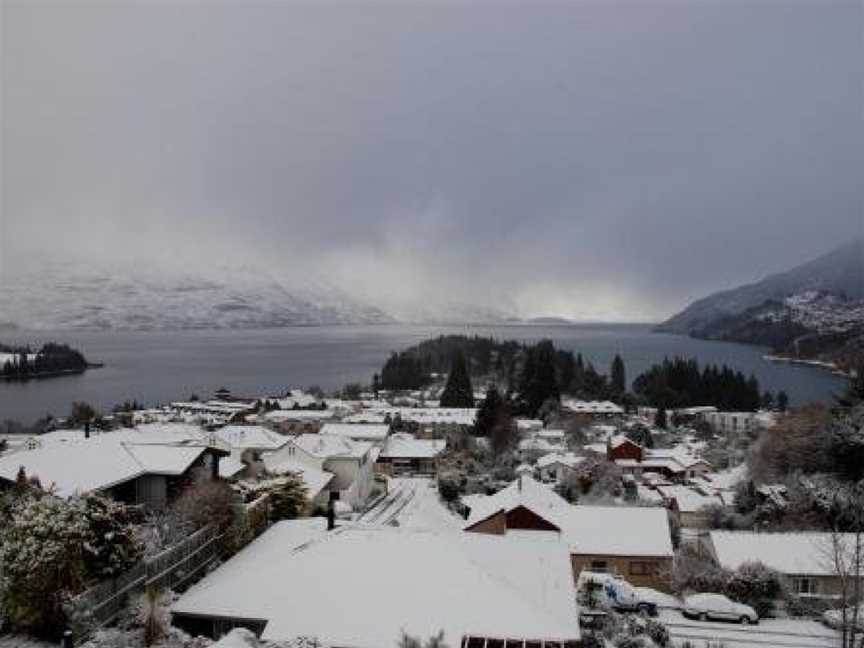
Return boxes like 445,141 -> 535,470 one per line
80,493 -> 144,579
269,472 -> 309,522
398,631 -> 449,648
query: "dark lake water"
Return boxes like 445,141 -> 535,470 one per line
0,323 -> 847,423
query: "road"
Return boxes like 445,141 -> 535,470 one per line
659,609 -> 840,648
357,477 -> 461,530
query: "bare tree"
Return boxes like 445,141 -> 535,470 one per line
821,483 -> 864,648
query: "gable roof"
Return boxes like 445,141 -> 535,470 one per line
465,476 -> 673,558
319,423 -> 390,442
173,524 -> 580,646
292,433 -> 371,460
537,452 -> 584,470
0,433 -> 211,497
379,433 -> 446,459
213,425 -> 288,452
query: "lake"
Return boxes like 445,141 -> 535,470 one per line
0,323 -> 847,423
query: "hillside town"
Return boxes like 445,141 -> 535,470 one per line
0,337 -> 861,648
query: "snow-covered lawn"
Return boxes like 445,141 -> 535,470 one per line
659,609 -> 839,648
357,477 -> 462,530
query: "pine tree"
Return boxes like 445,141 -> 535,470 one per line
655,407 -> 668,429
440,351 -> 474,408
777,391 -> 789,412
473,388 -> 502,437
611,354 -> 626,396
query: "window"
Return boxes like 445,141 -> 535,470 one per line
629,561 -> 654,576
590,560 -> 608,572
794,577 -> 818,595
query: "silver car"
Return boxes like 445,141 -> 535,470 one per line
683,593 -> 759,624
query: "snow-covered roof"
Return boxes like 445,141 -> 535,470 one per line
465,476 -> 672,558
213,425 -> 288,451
261,409 -> 338,422
341,412 -> 388,424
537,428 -> 565,439
378,407 -> 477,426
379,433 -> 446,459
0,433 -> 211,497
656,485 -> 723,513
537,452 -> 584,470
517,437 -> 559,453
562,399 -> 624,414
610,434 -> 640,450
516,419 -> 544,431
318,423 -> 390,442
173,524 -> 580,646
709,530 -> 855,577
292,434 -> 371,460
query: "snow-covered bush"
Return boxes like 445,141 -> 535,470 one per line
725,561 -> 786,617
0,496 -> 87,636
80,494 -> 145,579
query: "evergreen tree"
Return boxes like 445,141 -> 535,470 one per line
610,354 -> 626,396
654,407 -> 668,429
777,391 -> 789,412
517,340 -> 560,416
440,351 -> 474,407
473,388 -> 502,437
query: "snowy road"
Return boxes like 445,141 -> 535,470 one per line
660,610 -> 840,648
357,477 -> 462,530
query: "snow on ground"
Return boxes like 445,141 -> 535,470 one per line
659,609 -> 839,648
357,477 -> 461,530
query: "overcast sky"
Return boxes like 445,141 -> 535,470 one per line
1,0 -> 862,321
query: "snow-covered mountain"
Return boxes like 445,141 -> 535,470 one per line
0,262 -> 395,330
0,261 -> 518,330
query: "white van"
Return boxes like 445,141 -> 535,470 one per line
576,570 -> 658,617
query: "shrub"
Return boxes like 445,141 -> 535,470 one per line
0,496 -> 87,637
137,586 -> 170,646
80,494 -> 144,579
437,474 -> 463,502
171,477 -> 238,532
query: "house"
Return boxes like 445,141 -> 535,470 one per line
537,452 -> 584,483
703,411 -> 759,435
656,484 -> 725,528
377,407 -> 477,434
607,435 -> 643,461
562,399 -> 624,418
613,443 -> 712,483
705,530 -> 864,599
517,436 -> 561,462
318,423 -> 390,444
255,409 -> 339,435
0,427 -> 228,508
464,476 -> 674,590
376,432 -> 446,477
262,433 -> 374,509
172,522 -> 581,645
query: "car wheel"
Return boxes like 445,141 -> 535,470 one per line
740,616 -> 751,625
637,604 -> 650,617
699,612 -> 707,622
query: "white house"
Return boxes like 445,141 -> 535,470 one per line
172,522 -> 581,645
536,452 -> 585,483
376,432 -> 446,476
262,433 -> 374,509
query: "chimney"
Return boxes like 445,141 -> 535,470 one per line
84,421 -> 90,439
327,501 -> 336,531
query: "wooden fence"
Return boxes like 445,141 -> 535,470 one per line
68,524 -> 223,629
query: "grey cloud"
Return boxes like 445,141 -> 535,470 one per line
1,0 -> 861,320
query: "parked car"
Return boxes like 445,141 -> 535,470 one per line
576,571 -> 658,617
682,593 -> 758,624
822,606 -> 864,631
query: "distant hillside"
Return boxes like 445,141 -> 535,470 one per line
658,240 -> 864,370
659,240 -> 864,334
